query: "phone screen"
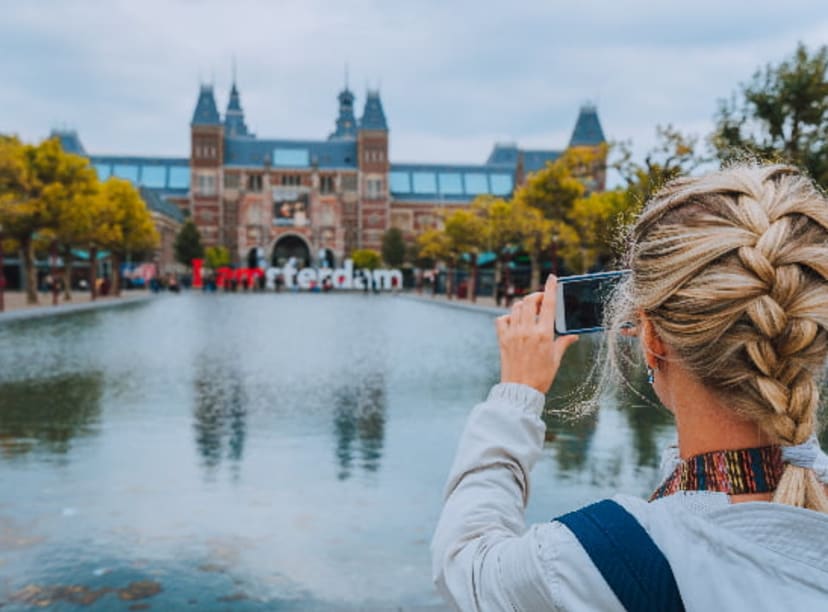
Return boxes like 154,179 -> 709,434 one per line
556,271 -> 629,334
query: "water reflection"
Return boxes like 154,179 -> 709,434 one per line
0,372 -> 103,459
192,355 -> 247,477
332,371 -> 386,480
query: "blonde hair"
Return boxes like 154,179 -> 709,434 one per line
606,164 -> 828,511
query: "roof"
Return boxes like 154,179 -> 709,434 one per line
139,186 -> 185,223
522,150 -> 563,173
51,129 -> 86,155
192,85 -> 222,126
89,155 -> 191,196
486,144 -> 520,167
389,162 -> 515,203
224,137 -> 358,169
329,87 -> 357,141
224,82 -> 251,137
569,104 -> 606,147
360,90 -> 388,131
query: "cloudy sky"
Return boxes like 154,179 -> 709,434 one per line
2,1 -> 827,173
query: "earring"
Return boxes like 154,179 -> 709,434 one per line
646,365 -> 655,385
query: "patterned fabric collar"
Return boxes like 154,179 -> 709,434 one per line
650,446 -> 784,501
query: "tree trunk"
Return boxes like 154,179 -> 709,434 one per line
445,264 -> 454,300
21,236 -> 38,305
530,252 -> 541,293
493,258 -> 502,299
111,253 -> 122,297
469,253 -> 478,303
89,246 -> 98,301
62,249 -> 73,301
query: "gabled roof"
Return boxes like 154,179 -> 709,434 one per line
139,186 -> 185,223
486,143 -> 520,167
359,90 -> 388,131
224,137 -> 358,169
192,85 -> 222,126
51,129 -> 86,155
569,104 -> 606,147
522,150 -> 563,173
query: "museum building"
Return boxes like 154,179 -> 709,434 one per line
55,81 -> 606,269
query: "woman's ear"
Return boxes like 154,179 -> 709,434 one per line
638,311 -> 666,368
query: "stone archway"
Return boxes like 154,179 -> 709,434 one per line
271,234 -> 312,268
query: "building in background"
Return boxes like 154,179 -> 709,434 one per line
55,79 -> 605,269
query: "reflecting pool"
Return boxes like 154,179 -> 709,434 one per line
0,294 -> 680,610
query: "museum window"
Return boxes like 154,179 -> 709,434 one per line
247,173 -> 263,192
320,175 -> 335,194
224,172 -> 240,189
197,173 -> 216,196
281,174 -> 301,187
341,174 -> 357,191
365,177 -> 384,199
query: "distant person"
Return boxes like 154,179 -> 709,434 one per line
433,165 -> 828,610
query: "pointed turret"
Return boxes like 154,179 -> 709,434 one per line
224,81 -> 250,137
569,103 -> 605,147
191,85 -> 221,126
359,90 -> 388,131
329,87 -> 357,140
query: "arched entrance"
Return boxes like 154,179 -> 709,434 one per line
271,235 -> 311,268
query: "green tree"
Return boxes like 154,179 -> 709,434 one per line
712,43 -> 828,187
613,125 -> 703,205
174,220 -> 204,268
381,227 -> 406,268
351,248 -> 382,270
97,178 -> 158,296
205,246 -> 231,270
417,228 -> 452,297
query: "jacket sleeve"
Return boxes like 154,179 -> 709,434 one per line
430,383 -> 557,611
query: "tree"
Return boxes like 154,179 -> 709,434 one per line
0,137 -> 100,304
443,209 -> 488,302
567,190 -> 637,273
417,228 -> 452,296
711,43 -> 828,187
205,246 -> 231,270
97,178 -> 158,296
351,248 -> 381,270
174,220 -> 204,268
512,201 -> 576,290
513,148 -> 588,223
612,125 -> 703,206
472,196 -> 519,297
381,227 -> 406,268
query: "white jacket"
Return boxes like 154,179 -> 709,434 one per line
432,383 -> 828,611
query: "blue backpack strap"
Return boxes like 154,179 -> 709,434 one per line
555,499 -> 684,612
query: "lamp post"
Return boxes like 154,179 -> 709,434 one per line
0,223 -> 5,312
50,239 -> 59,306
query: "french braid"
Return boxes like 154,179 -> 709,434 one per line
610,164 -> 828,511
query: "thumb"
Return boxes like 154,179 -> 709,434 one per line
553,334 -> 579,362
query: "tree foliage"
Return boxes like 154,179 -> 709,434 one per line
205,246 -> 231,270
712,42 -> 828,187
174,220 -> 204,267
351,248 -> 382,270
381,227 -> 406,267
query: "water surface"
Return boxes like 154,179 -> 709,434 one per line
0,293 -> 678,609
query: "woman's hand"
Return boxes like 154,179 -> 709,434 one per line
495,275 -> 578,395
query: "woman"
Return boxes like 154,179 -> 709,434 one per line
432,165 -> 828,611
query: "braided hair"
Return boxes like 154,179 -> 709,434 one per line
607,164 -> 828,511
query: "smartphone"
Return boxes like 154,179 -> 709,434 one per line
554,270 -> 630,335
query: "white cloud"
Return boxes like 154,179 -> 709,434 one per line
1,0 -> 826,163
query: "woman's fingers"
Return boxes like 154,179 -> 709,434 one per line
538,275 -> 557,329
